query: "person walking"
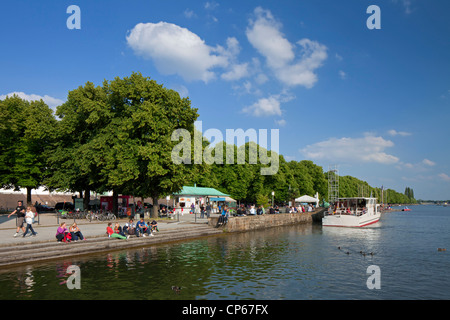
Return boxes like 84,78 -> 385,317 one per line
206,203 -> 212,218
22,206 -> 37,237
8,200 -> 26,237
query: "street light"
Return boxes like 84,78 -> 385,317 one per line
272,191 -> 275,207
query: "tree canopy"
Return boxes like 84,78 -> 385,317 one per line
0,72 -> 416,209
46,72 -> 200,217
0,95 -> 56,203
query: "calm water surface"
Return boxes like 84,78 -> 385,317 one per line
0,205 -> 449,300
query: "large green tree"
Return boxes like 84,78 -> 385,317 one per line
49,72 -> 200,217
45,81 -> 108,208
0,95 -> 57,203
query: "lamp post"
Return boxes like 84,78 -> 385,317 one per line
272,191 -> 275,207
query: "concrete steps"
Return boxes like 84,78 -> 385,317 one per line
0,224 -> 222,267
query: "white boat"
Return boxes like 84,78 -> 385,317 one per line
322,197 -> 381,227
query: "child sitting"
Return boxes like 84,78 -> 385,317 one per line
150,220 -> 159,232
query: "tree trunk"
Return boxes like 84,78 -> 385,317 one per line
26,187 -> 32,205
83,190 -> 90,211
112,190 -> 118,216
151,195 -> 159,218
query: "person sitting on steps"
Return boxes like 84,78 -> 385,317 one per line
216,205 -> 229,227
107,222 -> 129,240
136,218 -> 152,237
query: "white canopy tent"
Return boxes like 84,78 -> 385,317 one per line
295,194 -> 319,207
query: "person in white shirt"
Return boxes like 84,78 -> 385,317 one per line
23,206 -> 37,237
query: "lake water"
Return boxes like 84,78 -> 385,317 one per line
0,205 -> 449,300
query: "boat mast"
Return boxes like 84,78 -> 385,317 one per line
328,165 -> 339,205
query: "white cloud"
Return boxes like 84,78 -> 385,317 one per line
219,37 -> 250,81
339,70 -> 347,80
221,63 -> 249,81
403,163 -> 414,169
183,9 -> 196,19
397,158 -> 436,171
300,134 -> 399,165
438,173 -> 450,182
126,22 -> 230,82
388,129 -> 412,137
168,84 -> 189,98
0,91 -> 64,110
392,0 -> 413,14
275,119 -> 286,127
254,73 -> 268,84
422,159 -> 436,166
204,1 -> 219,10
246,7 -> 327,88
242,96 -> 282,117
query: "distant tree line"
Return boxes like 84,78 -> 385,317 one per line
0,72 -> 416,216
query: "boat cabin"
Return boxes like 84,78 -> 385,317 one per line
331,197 -> 378,216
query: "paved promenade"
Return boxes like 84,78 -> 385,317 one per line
0,212 -> 212,247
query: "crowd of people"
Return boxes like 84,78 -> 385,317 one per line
229,203 -> 316,216
287,204 -> 316,213
5,199 -> 317,242
213,203 -> 315,228
105,218 -> 159,240
54,217 -> 160,242
4,201 -> 161,242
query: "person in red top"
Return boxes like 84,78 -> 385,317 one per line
107,222 -> 128,239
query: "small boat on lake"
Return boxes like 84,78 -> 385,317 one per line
402,207 -> 411,211
322,197 -> 381,227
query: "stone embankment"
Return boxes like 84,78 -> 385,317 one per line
0,224 -> 221,267
0,209 -> 326,267
208,209 -> 326,232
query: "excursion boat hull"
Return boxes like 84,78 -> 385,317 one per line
322,212 -> 381,227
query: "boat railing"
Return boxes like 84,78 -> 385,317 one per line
327,207 -> 368,216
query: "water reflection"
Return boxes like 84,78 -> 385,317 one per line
1,209 -> 450,299
0,225 -> 314,300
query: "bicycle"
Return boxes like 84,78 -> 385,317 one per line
102,212 -> 116,221
87,211 -> 100,222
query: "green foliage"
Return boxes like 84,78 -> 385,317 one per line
0,95 -> 56,203
326,174 -> 416,204
188,141 -> 328,205
46,72 -> 200,217
256,194 -> 269,208
1,73 -> 416,209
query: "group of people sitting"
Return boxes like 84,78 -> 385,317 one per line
288,204 -> 315,213
55,218 -> 159,242
55,222 -> 86,242
106,218 -> 159,240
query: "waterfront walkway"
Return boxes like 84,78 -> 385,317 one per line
0,212 -> 222,267
0,212 -> 212,245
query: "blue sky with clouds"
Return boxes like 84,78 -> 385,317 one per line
1,0 -> 449,200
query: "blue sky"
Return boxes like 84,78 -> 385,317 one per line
1,0 -> 449,200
